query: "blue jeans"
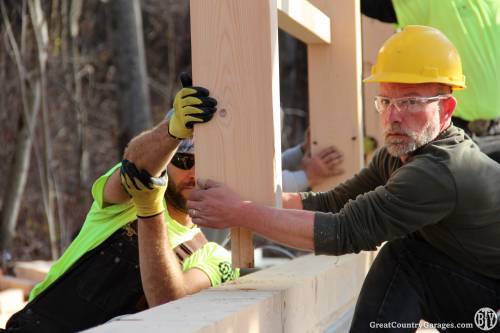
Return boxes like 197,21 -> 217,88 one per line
350,237 -> 500,332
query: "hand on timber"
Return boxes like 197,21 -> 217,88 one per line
187,179 -> 245,229
168,72 -> 218,139
302,146 -> 344,187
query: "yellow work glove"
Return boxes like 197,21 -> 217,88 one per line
169,72 -> 217,139
120,160 -> 167,218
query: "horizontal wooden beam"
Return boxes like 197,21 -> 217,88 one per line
277,0 -> 331,44
0,275 -> 36,298
85,253 -> 371,333
14,260 -> 52,283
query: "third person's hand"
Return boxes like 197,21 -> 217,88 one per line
302,146 -> 344,187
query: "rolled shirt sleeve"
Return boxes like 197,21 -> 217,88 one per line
183,242 -> 240,287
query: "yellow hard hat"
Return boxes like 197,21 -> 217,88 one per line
363,25 -> 466,90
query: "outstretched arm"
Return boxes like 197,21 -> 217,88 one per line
121,160 -> 212,307
103,120 -> 179,205
115,73 -> 218,306
188,180 -> 315,251
138,214 -> 210,306
103,73 -> 217,204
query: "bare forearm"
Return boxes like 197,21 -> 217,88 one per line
104,120 -> 179,204
188,183 -> 312,249
239,202 -> 314,251
138,215 -> 186,307
124,119 -> 179,176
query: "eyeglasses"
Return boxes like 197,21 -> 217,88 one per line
374,94 -> 451,114
171,153 -> 195,170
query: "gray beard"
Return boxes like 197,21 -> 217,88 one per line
385,116 -> 440,157
386,137 -> 418,157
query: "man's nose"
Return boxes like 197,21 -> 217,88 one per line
386,103 -> 403,123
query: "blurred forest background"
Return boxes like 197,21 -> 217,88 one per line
0,0 -> 309,265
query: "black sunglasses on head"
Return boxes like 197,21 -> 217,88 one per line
171,153 -> 195,170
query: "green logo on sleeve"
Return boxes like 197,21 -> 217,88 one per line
218,261 -> 236,283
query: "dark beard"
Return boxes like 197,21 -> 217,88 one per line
165,177 -> 188,213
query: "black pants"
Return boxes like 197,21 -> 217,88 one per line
3,227 -> 145,333
350,237 -> 500,332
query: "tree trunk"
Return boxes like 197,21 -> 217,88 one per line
0,1 -> 46,262
29,0 -> 59,259
110,0 -> 152,153
0,82 -> 41,256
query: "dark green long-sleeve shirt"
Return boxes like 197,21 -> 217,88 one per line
301,125 -> 500,279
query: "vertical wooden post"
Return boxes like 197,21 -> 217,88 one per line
307,0 -> 364,191
362,16 -> 395,161
190,0 -> 282,268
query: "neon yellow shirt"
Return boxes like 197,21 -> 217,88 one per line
29,164 -> 238,301
393,0 -> 500,121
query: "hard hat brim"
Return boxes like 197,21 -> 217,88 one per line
363,72 -> 466,91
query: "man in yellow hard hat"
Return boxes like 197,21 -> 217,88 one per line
187,26 -> 500,331
362,0 -> 500,163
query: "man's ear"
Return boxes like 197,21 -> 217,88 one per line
441,95 -> 456,123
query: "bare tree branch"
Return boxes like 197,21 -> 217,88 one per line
28,0 -> 59,259
110,0 -> 152,152
0,1 -> 43,262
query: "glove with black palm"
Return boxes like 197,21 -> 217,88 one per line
120,159 -> 167,218
169,72 -> 217,139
